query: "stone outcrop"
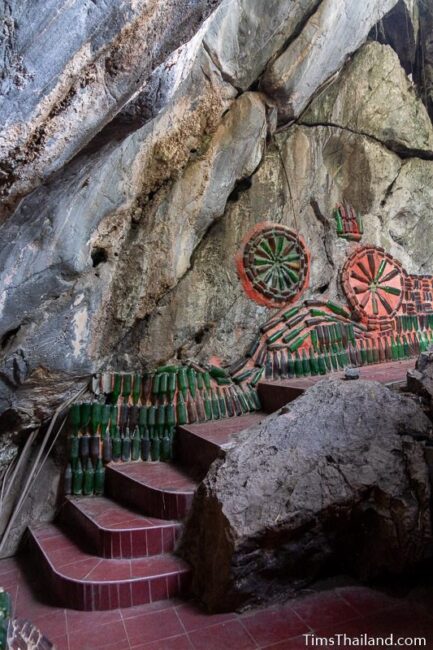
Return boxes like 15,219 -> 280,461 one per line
181,379 -> 433,612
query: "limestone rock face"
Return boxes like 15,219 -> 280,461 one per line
181,380 -> 433,612
0,92 -> 267,433
0,0 -> 223,219
260,0 -> 399,123
303,42 -> 433,155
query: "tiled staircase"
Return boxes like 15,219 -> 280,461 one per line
27,412 -> 266,611
25,359 -> 411,612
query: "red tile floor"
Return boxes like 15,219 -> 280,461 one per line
3,555 -> 433,649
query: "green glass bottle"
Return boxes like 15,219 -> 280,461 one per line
176,392 -> 188,425
101,404 -> 111,434
187,395 -> 198,423
294,351 -> 302,377
91,402 -> 102,434
122,374 -> 132,400
230,387 -> 243,416
168,372 -> 177,401
211,389 -> 221,419
159,373 -> 168,397
94,459 -> 105,496
178,367 -> 188,398
132,374 -> 142,405
141,428 -> 150,461
329,345 -> 338,370
372,341 -> 379,364
131,427 -> 140,461
69,434 -> 79,463
396,336 -> 405,360
148,405 -> 157,433
196,371 -> 204,391
90,433 -> 100,464
204,391 -> 213,420
111,404 -> 118,428
265,353 -> 273,379
302,349 -> 310,376
151,435 -> 161,461
287,353 -> 295,377
217,387 -> 227,418
334,207 -> 344,234
166,403 -> 175,428
152,373 -> 160,398
309,348 -> 318,375
187,367 -> 197,398
310,328 -> 319,352
323,347 -> 332,372
102,432 -> 112,464
402,335 -> 410,358
249,385 -> 261,410
138,406 -> 148,430
318,354 -> 327,375
157,403 -> 166,436
337,345 -> 346,369
376,339 -> 383,363
80,432 -> 90,465
112,426 -> 121,462
72,459 -> 83,495
203,371 -> 211,391
112,374 -> 121,403
219,389 -> 230,418
83,458 -> 95,496
196,391 -> 206,422
366,340 -> 373,365
122,428 -> 131,462
161,429 -> 171,461
235,386 -> 249,413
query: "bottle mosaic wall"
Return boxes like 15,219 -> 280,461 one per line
65,219 -> 433,497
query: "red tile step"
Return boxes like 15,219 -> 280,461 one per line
28,523 -> 191,611
105,462 -> 197,520
59,496 -> 182,559
258,359 -> 414,413
176,412 -> 266,479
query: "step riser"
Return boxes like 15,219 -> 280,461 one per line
105,468 -> 193,520
60,500 -> 182,559
28,531 -> 191,611
175,428 -> 221,479
257,382 -> 304,413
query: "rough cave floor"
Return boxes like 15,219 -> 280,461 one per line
5,359 -> 432,649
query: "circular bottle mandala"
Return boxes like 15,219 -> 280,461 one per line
236,223 -> 309,307
342,246 -> 405,321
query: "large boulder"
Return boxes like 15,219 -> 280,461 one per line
181,379 -> 433,612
